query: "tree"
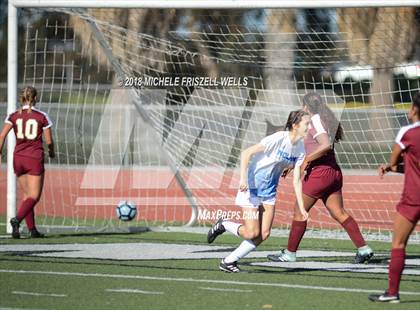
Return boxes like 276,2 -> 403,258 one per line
70,9 -> 179,75
264,9 -> 298,106
337,8 -> 417,107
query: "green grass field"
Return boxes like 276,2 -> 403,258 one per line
0,230 -> 419,310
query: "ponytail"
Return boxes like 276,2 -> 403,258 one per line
302,92 -> 343,142
20,86 -> 37,114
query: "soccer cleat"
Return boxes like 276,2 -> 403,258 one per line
207,217 -> 226,244
10,217 -> 20,239
219,259 -> 241,273
30,229 -> 45,238
368,292 -> 400,303
267,249 -> 296,262
353,246 -> 374,264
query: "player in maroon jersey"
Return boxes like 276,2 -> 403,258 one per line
267,92 -> 373,263
369,93 -> 420,303
0,86 -> 55,238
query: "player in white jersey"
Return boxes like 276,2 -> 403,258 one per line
207,110 -> 310,272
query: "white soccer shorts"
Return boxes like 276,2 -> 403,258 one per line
235,190 -> 276,208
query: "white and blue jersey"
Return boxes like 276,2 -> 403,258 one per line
248,131 -> 305,199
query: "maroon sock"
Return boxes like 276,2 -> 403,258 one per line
341,216 -> 366,248
16,198 -> 37,223
24,210 -> 35,231
388,248 -> 406,296
287,220 -> 307,252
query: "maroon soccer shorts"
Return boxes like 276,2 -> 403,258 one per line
396,202 -> 420,223
302,165 -> 343,202
13,154 -> 44,176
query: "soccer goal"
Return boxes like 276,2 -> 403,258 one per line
5,0 -> 420,239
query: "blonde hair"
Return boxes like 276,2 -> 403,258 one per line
19,86 -> 37,114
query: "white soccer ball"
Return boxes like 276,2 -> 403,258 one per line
116,201 -> 137,221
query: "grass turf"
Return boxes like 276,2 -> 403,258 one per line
0,231 -> 419,310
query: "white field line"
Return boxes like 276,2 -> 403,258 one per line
0,307 -> 48,310
200,287 -> 253,293
1,269 -> 420,296
106,288 -> 163,295
11,291 -> 67,298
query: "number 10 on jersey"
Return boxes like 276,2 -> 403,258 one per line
16,118 -> 38,140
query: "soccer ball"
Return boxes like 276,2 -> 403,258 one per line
116,201 -> 137,221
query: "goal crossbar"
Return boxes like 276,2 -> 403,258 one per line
9,0 -> 420,9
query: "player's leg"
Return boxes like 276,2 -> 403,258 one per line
25,173 -> 45,237
369,212 -> 416,303
267,194 -> 316,262
207,206 -> 259,243
10,157 -> 45,238
221,203 -> 274,271
13,174 -> 44,238
252,203 -> 275,246
9,174 -> 29,239
270,166 -> 324,261
16,174 -> 36,237
324,192 -> 373,263
219,208 -> 260,272
288,194 -> 317,249
388,213 -> 416,295
208,190 -> 259,243
237,207 -> 261,239
323,192 -> 348,222
208,191 -> 266,272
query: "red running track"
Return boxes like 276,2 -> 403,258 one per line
0,168 -> 418,232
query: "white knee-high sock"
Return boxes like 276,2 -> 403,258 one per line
224,240 -> 256,263
222,220 -> 241,237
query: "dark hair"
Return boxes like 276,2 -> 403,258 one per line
284,110 -> 309,131
413,92 -> 420,117
19,86 -> 37,114
302,92 -> 343,143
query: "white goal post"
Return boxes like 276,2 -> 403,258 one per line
6,0 -> 420,235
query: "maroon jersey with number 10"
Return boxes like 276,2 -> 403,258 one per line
5,105 -> 53,161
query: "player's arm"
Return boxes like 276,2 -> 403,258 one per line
293,163 -> 309,220
0,123 -> 13,164
281,167 -> 293,178
43,127 -> 55,158
298,132 -> 331,175
378,143 -> 403,178
305,132 -> 331,163
239,143 -> 264,191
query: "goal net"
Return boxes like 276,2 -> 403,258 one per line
4,5 -> 420,239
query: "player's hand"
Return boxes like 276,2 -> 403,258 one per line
299,209 -> 309,221
281,168 -> 293,178
300,161 -> 310,180
239,178 -> 248,192
378,164 -> 390,178
302,159 -> 310,172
